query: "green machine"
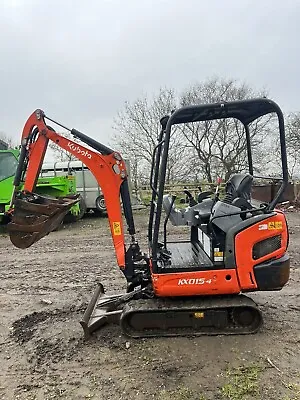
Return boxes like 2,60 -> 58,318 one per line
0,149 -> 82,223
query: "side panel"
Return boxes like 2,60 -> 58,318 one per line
0,150 -> 20,218
152,269 -> 240,297
0,177 -> 15,214
235,212 -> 288,291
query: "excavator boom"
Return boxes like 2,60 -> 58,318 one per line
8,109 -> 136,271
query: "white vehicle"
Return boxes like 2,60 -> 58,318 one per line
41,160 -> 107,215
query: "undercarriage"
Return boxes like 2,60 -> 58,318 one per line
80,283 -> 263,338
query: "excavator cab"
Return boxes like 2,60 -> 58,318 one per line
7,98 -> 290,338
147,99 -> 289,303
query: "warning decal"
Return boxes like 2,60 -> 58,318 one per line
268,221 -> 283,230
113,222 -> 122,235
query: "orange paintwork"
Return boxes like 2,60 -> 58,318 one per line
234,211 -> 288,291
19,110 -> 127,269
152,268 -> 240,297
152,212 -> 288,297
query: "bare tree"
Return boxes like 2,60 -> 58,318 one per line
285,113 -> 300,178
286,112 -> 300,147
49,131 -> 80,161
112,88 -> 193,186
112,78 -> 277,187
0,132 -> 15,149
179,77 -> 274,181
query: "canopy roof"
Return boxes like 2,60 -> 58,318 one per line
169,98 -> 281,126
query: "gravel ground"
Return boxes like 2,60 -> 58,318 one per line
0,211 -> 299,400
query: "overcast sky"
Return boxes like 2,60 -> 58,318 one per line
0,0 -> 299,149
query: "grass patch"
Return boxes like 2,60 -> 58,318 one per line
282,382 -> 300,400
157,386 -> 206,400
221,363 -> 262,400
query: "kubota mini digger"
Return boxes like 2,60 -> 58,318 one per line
7,98 -> 290,338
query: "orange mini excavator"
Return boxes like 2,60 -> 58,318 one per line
7,98 -> 290,338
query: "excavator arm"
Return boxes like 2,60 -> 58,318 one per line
8,109 -> 144,280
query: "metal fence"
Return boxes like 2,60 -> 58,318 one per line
139,181 -> 300,205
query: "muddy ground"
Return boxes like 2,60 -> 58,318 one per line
0,211 -> 299,400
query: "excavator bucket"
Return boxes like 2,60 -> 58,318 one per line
7,191 -> 79,249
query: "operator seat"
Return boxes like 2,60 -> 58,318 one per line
224,173 -> 253,203
211,173 -> 254,233
162,174 -> 254,228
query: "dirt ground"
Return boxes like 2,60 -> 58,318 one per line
0,211 -> 299,400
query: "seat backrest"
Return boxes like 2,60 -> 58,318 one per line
225,174 -> 253,201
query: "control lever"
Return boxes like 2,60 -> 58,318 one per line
183,190 -> 197,206
198,191 -> 213,203
163,195 -> 176,250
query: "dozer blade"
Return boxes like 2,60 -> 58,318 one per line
80,282 -> 143,338
120,295 -> 263,338
7,191 -> 79,249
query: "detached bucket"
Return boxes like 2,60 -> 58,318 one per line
7,191 -> 79,249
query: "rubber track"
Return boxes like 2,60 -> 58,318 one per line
120,295 -> 263,338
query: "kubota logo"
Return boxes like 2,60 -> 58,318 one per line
67,142 -> 92,159
178,278 -> 213,285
